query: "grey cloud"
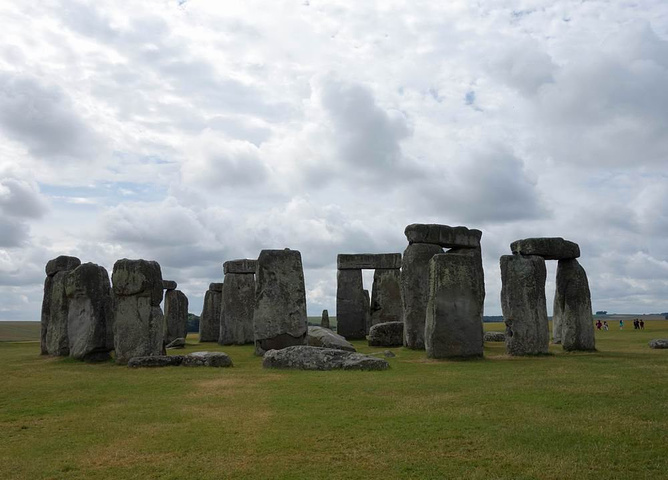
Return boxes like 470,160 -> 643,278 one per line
0,177 -> 49,219
0,216 -> 29,247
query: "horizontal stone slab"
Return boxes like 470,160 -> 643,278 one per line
262,346 -> 389,371
162,280 -> 177,290
128,355 -> 184,368
510,237 -> 580,260
45,255 -> 81,276
208,282 -> 224,292
337,253 -> 402,270
223,259 -> 257,275
404,224 -> 481,248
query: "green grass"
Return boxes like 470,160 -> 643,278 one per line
1,322 -> 667,479
0,321 -> 41,342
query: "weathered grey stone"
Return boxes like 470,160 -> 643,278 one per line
368,321 -> 404,347
321,309 -> 330,329
65,263 -> 114,362
363,289 -> 371,334
337,253 -> 402,270
370,269 -> 403,326
183,351 -> 233,367
262,346 -> 389,371
649,339 -> 668,349
40,276 -> 53,355
219,273 -> 255,345
500,254 -> 549,356
253,249 -> 308,355
554,259 -> 596,351
164,289 -> 188,345
165,337 -> 186,349
510,237 -> 580,260
223,259 -> 257,275
425,249 -> 485,359
112,259 -> 163,306
383,350 -> 396,358
209,282 -> 224,292
404,224 -> 481,249
162,280 -> 177,290
483,331 -> 506,342
45,255 -> 81,277
307,326 -> 356,352
199,288 -> 222,342
336,269 -> 367,340
128,355 -> 184,368
401,243 -> 445,349
112,259 -> 165,364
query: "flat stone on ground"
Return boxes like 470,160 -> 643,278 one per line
165,337 -> 186,349
649,339 -> 668,349
337,253 -> 402,270
368,321 -> 404,347
183,351 -> 233,367
483,331 -> 506,342
510,237 -> 580,260
307,326 -> 356,352
262,346 -> 390,371
128,355 -> 184,367
404,224 -> 482,248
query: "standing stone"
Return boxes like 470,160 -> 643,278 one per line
500,254 -> 549,356
253,249 -> 308,355
336,269 -> 367,340
370,269 -> 403,326
219,273 -> 255,345
321,309 -> 330,329
199,284 -> 222,342
65,262 -> 114,361
41,255 -> 81,356
112,259 -> 165,365
425,249 -> 485,359
164,289 -> 189,345
401,243 -> 444,349
368,321 -> 404,347
555,259 -> 596,351
363,289 -> 371,334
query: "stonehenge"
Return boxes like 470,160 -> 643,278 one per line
112,259 -> 165,364
307,326 -> 356,351
41,255 -> 81,356
368,321 -> 404,347
219,259 -> 256,345
262,346 -> 390,371
199,282 -> 222,342
336,253 -> 401,340
163,283 -> 188,346
321,309 -> 330,329
500,237 -> 594,355
253,249 -> 308,355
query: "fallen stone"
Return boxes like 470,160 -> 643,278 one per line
45,255 -> 81,277
554,259 -> 596,351
165,337 -> 186,349
321,309 -> 330,329
404,224 -> 482,249
500,254 -> 549,356
219,273 -> 255,345
199,286 -> 222,342
483,331 -> 506,342
368,321 -> 404,347
370,269 -> 403,326
383,350 -> 396,358
128,355 -> 184,368
649,339 -> 668,349
164,290 -> 188,345
337,253 -> 402,270
162,280 -> 177,290
262,346 -> 389,371
307,326 -> 356,352
401,243 -> 444,349
112,259 -> 165,365
183,351 -> 233,367
510,237 -> 580,260
65,262 -> 114,362
336,269 -> 367,340
223,259 -> 257,275
425,249 -> 485,359
253,249 -> 308,355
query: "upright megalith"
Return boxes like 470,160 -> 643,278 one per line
164,289 -> 188,345
111,259 -> 165,364
321,309 -> 330,329
425,249 -> 485,359
363,289 -> 371,333
500,254 -> 549,356
220,259 -> 256,345
253,249 -> 308,355
554,259 -> 595,351
65,262 -> 114,361
41,255 -> 81,356
370,269 -> 403,326
401,243 -> 444,349
336,269 -> 367,340
199,283 -> 222,342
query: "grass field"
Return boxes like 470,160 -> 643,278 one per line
1,321 -> 667,479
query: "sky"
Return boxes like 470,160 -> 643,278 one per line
1,0 -> 667,321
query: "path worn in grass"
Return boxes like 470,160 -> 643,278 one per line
1,322 -> 667,479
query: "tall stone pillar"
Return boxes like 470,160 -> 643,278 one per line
41,255 -> 81,356
336,269 -> 367,340
220,259 -> 257,345
199,283 -> 222,342
555,259 -> 596,351
370,269 -> 403,326
163,283 -> 188,345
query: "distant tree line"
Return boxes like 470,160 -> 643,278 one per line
187,314 -> 199,333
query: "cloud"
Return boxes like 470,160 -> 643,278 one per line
0,177 -> 49,219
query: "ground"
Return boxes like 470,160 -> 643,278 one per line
1,320 -> 667,479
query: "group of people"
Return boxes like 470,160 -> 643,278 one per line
595,319 -> 610,331
596,318 -> 645,330
632,318 -> 645,330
